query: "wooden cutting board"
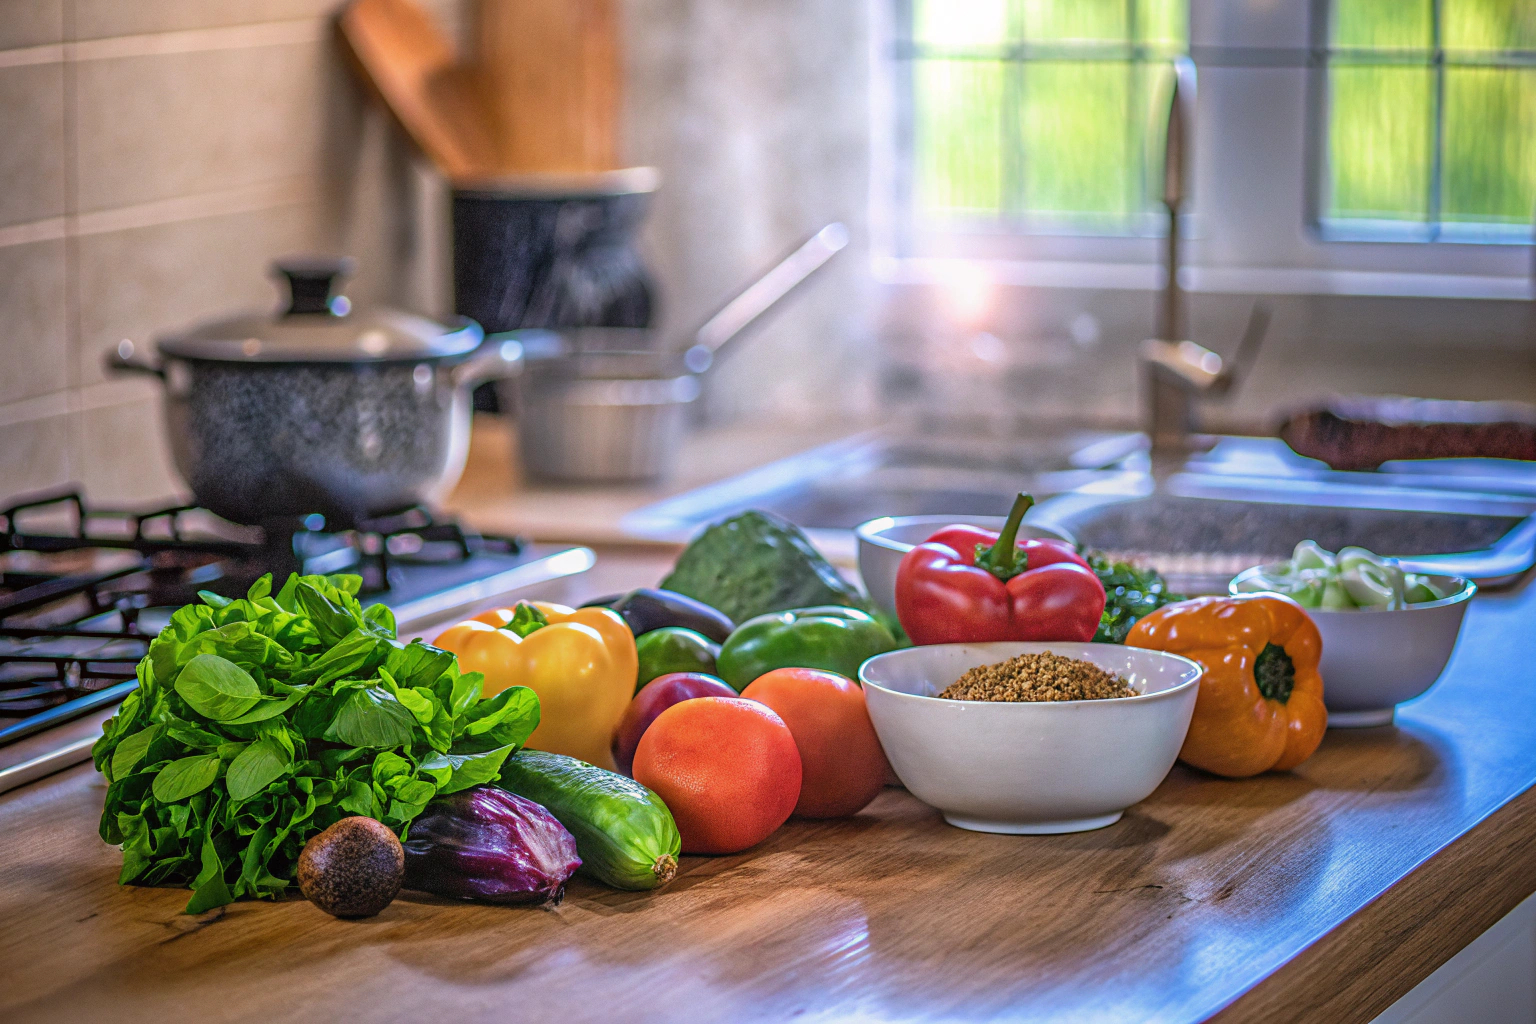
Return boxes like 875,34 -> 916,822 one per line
340,0 -> 622,181
474,0 -> 621,174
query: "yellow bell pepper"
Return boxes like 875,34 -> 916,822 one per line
434,602 -> 637,771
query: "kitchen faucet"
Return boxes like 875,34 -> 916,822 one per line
1141,56 -> 1269,455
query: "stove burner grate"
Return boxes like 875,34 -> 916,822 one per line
0,488 -> 522,746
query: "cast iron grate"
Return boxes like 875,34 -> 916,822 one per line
0,488 -> 520,746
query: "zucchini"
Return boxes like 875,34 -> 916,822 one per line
497,750 -> 681,890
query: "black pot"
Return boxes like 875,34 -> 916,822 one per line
108,258 -> 519,526
452,169 -> 659,413
452,170 -> 659,333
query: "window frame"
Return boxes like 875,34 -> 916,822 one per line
1309,0 -> 1536,245
875,0 -> 1536,301
889,0 -> 1187,249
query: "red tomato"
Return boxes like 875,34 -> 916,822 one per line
740,667 -> 891,818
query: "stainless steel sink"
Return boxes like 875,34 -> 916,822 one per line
1032,490 -> 1536,592
624,429 -> 1536,589
622,427 -> 1147,536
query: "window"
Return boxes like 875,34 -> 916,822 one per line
897,0 -> 1188,235
883,1 -> 1534,298
1322,0 -> 1536,242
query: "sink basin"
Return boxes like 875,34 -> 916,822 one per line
1033,491 -> 1536,592
622,427 -> 1146,536
625,427 -> 1536,589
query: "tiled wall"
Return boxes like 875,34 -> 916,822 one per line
0,0 -> 466,509
0,0 -> 879,512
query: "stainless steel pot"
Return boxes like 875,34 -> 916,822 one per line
501,224 -> 847,483
107,257 -> 520,525
514,343 -> 700,481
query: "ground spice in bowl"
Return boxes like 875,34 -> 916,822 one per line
938,651 -> 1137,703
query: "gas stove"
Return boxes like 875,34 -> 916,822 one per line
0,490 -> 592,789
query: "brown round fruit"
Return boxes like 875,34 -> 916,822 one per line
297,816 -> 404,918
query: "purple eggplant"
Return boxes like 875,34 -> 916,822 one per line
402,786 -> 580,905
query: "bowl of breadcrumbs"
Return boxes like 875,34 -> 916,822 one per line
859,641 -> 1203,835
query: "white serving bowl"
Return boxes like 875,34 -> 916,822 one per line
859,641 -> 1201,835
855,515 -> 1075,618
1229,567 -> 1476,728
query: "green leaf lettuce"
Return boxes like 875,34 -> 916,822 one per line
92,573 -> 542,913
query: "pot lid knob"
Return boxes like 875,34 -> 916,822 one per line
273,256 -> 356,316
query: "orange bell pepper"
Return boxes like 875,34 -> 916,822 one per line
434,602 -> 638,771
1125,593 -> 1326,778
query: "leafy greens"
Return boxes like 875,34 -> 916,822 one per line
92,573 -> 540,912
1086,551 -> 1182,644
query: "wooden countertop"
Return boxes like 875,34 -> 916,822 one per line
4,544 -> 1536,1024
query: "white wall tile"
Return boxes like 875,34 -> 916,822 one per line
0,238 -> 68,404
71,0 -> 341,41
0,0 -> 63,50
69,396 -> 185,507
72,36 -> 351,214
0,63 -> 65,228
74,203 -> 329,388
0,411 -> 71,497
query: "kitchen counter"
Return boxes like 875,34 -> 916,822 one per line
4,545 -> 1536,1024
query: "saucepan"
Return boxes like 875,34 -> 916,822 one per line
501,223 -> 849,482
108,257 -> 520,526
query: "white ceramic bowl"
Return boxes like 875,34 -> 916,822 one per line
859,641 -> 1202,835
1229,567 -> 1476,728
855,515 -> 1075,617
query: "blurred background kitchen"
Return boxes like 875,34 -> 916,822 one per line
1,0 -> 1532,510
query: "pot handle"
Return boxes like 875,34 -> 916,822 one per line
453,337 -> 524,388
106,339 -> 165,380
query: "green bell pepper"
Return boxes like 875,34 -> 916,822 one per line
634,626 -> 720,693
716,605 -> 897,692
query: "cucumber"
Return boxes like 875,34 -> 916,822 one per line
497,750 -> 681,890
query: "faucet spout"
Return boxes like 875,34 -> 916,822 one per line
1142,304 -> 1271,454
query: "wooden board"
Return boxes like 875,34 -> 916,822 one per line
339,0 -> 622,181
474,0 -> 621,173
339,0 -> 499,180
4,550 -> 1536,1023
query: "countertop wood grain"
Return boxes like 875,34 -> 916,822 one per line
3,544 -> 1535,1024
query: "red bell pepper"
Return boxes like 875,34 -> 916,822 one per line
895,494 -> 1106,645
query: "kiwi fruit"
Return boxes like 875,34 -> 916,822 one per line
297,816 -> 404,918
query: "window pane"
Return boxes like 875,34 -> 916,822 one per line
1138,0 -> 1187,49
1332,0 -> 1432,50
914,60 -> 1005,214
1443,68 -> 1536,224
1444,0 -> 1536,51
1019,62 -> 1132,217
1139,61 -> 1176,200
913,0 -> 1011,46
1021,0 -> 1125,43
1328,66 -> 1433,221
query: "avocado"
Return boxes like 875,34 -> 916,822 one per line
660,510 -> 873,625
297,816 -> 404,918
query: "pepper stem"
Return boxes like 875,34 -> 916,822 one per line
1254,643 -> 1295,703
501,602 -> 549,638
973,493 -> 1036,582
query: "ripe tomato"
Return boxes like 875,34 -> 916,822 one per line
740,667 -> 890,818
633,697 -> 802,854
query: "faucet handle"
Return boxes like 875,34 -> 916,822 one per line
1139,303 -> 1270,397
1210,303 -> 1270,396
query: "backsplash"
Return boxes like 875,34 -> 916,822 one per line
0,0 -> 462,508
0,0 -> 877,510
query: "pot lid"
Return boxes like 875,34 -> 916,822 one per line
156,257 -> 483,363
